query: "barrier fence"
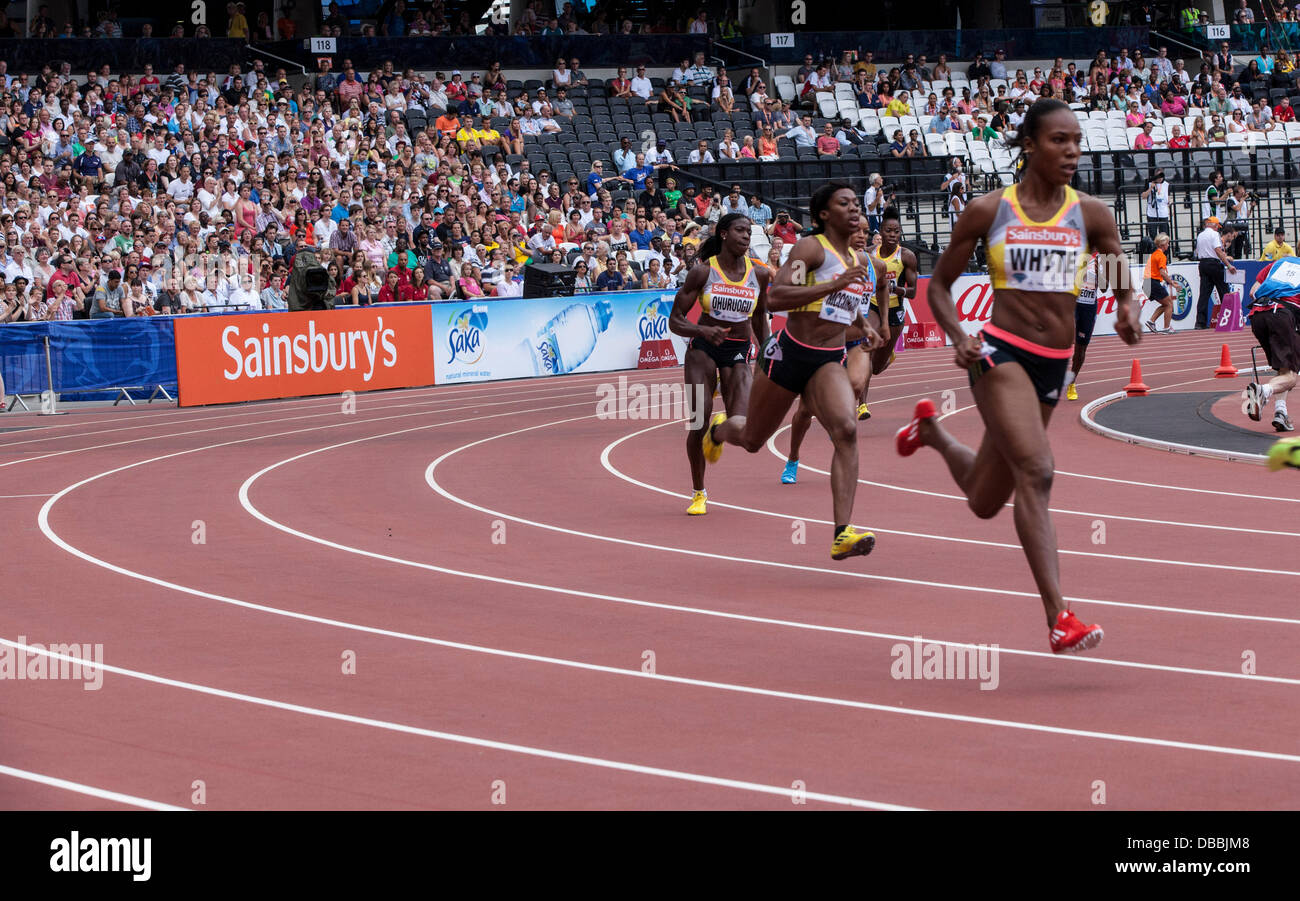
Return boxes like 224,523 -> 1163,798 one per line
0,318 -> 177,409
0,264 -> 1266,408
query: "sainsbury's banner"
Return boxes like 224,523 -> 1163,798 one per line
432,291 -> 690,384
174,304 -> 436,406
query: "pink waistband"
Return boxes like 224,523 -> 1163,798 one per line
983,323 -> 1074,359
782,329 -> 847,352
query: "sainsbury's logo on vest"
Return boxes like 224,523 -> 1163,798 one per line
175,306 -> 437,406
1005,226 -> 1080,247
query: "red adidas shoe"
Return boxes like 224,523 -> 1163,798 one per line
895,398 -> 937,457
1049,610 -> 1104,654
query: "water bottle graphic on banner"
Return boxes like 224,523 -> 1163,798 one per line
518,299 -> 614,376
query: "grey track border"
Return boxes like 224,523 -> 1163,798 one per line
1079,390 -> 1270,466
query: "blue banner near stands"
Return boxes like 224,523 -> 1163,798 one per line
0,318 -> 177,401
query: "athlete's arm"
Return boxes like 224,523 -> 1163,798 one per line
669,263 -> 727,344
767,236 -> 871,312
862,258 -> 887,349
1083,194 -> 1140,346
929,191 -> 997,367
751,266 -> 771,350
898,247 -> 918,300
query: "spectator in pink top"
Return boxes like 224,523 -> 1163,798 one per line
1134,120 -> 1156,149
1160,91 -> 1187,117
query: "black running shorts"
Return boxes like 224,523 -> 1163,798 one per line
761,329 -> 845,395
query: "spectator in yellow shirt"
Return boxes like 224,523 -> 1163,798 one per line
227,1 -> 249,39
886,90 -> 912,118
473,117 -> 505,153
456,124 -> 482,151
1261,226 -> 1295,261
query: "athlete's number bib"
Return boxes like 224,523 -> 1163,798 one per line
1078,286 -> 1097,305
706,284 -> 759,323
818,282 -> 866,325
1004,225 -> 1082,293
1269,260 -> 1300,287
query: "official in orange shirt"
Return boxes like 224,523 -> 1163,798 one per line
1144,232 -> 1177,333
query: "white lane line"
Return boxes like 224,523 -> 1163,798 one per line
34,394 -> 1300,783
0,371 -> 624,449
0,494 -> 53,498
0,638 -> 916,811
228,407 -> 1300,681
1057,468 -> 1300,501
0,369 -> 667,451
0,762 -> 188,811
0,372 -> 653,470
764,425 -> 1300,537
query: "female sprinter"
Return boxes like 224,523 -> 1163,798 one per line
895,98 -> 1140,652
859,206 -> 919,418
1064,250 -> 1108,402
781,224 -> 874,484
669,212 -> 770,515
703,183 -> 888,559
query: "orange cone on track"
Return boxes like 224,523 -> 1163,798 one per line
1124,359 -> 1149,397
1214,344 -> 1238,378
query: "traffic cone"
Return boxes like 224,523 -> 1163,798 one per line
1124,359 -> 1149,396
1214,344 -> 1238,378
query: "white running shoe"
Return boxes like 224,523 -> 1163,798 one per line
1245,383 -> 1263,422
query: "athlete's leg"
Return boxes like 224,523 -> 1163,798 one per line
926,363 -> 1066,626
1069,341 -> 1087,380
802,361 -> 862,530
859,324 -> 900,407
848,344 -> 874,401
918,416 -> 1018,518
714,366 -> 799,452
788,398 -> 814,462
718,355 -> 754,419
684,347 -> 719,492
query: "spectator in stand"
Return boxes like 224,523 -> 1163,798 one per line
990,49 -> 1008,80
970,113 -> 999,143
1134,120 -> 1158,149
1248,99 -> 1276,132
1167,124 -> 1190,148
968,52 -> 992,81
784,114 -> 817,148
1234,0 -> 1254,24
1276,96 -> 1297,123
816,123 -> 841,157
886,90 -> 911,117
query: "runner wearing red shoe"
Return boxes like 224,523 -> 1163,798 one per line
896,98 -> 1142,653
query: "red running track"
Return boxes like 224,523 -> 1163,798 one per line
1,327 -> 1297,810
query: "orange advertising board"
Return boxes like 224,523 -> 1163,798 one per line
174,306 -> 436,406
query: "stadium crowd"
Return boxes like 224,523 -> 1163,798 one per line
1,0 -> 1296,324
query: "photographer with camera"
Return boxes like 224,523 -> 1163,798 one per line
1226,182 -> 1255,258
1141,168 -> 1171,240
863,172 -> 885,233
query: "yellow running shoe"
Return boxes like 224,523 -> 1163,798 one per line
701,412 -> 726,463
686,491 -> 708,515
1267,437 -> 1300,471
888,350 -> 896,366
831,526 -> 876,560
1066,383 -> 1079,401
857,403 -> 870,420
